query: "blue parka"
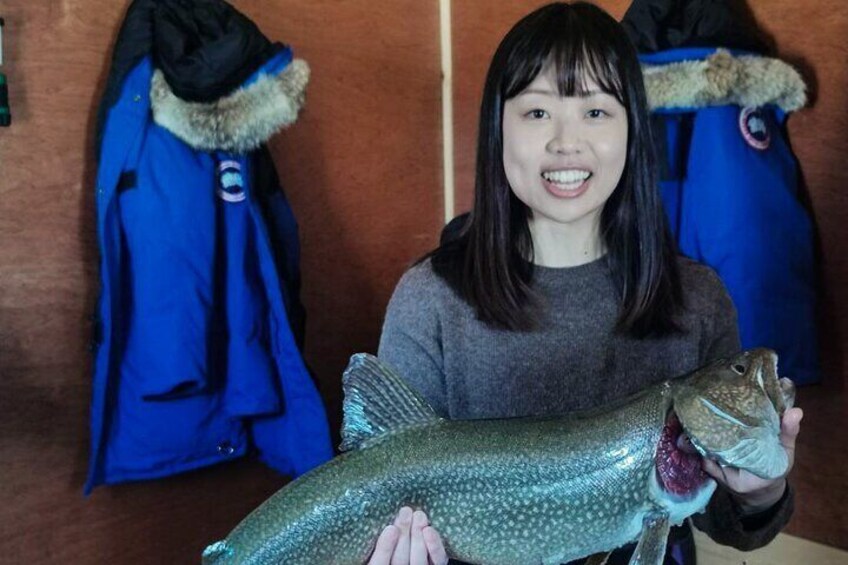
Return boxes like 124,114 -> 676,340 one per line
641,47 -> 819,384
86,1 -> 332,493
621,0 -> 820,385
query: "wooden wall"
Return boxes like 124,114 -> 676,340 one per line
0,1 -> 845,563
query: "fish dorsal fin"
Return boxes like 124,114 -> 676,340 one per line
340,353 -> 441,452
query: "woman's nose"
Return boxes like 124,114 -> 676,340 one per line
546,125 -> 583,155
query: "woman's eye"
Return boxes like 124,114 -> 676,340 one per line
526,109 -> 549,119
587,109 -> 608,119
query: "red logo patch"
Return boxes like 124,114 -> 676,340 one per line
739,107 -> 771,150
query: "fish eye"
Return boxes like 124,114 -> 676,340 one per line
732,364 -> 746,375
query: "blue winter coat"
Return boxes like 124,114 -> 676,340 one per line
86,51 -> 333,493
643,47 -> 819,384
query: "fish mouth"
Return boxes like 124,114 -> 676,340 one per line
656,412 -> 710,497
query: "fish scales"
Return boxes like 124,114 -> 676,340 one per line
210,387 -> 670,564
205,350 -> 792,565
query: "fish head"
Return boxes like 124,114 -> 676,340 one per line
671,348 -> 795,480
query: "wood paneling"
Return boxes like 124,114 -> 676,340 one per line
451,0 -> 848,550
0,0 -> 441,563
1,0 -> 846,562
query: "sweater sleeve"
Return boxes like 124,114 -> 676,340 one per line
692,482 -> 794,551
699,267 -> 742,363
692,266 -> 794,549
378,263 -> 449,416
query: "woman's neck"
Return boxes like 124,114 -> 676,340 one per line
528,215 -> 605,268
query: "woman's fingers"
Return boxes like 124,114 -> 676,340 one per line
423,525 -> 449,565
390,506 -> 414,565
701,457 -> 734,485
779,407 -> 803,467
370,507 -> 448,565
409,510 -> 429,565
368,525 -> 400,565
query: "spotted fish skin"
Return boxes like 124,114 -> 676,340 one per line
671,348 -> 794,480
204,350 -> 790,565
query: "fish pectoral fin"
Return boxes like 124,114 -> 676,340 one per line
339,353 -> 442,451
628,512 -> 670,565
201,540 -> 231,564
583,551 -> 612,565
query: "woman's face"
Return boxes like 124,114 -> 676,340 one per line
502,66 -> 628,235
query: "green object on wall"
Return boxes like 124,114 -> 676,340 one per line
0,17 -> 9,127
0,73 -> 10,126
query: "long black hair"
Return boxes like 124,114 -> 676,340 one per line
429,1 -> 683,337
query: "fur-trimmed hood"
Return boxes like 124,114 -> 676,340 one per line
96,0 -> 285,152
622,0 -> 806,113
642,49 -> 806,113
150,57 -> 309,154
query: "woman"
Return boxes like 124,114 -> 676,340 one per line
369,3 -> 801,564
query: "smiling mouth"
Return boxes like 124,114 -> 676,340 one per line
541,169 -> 593,191
656,412 -> 710,497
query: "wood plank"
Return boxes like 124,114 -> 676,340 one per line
695,530 -> 848,565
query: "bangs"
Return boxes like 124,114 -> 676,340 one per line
502,3 -> 626,104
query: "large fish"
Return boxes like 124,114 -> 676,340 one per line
203,349 -> 794,565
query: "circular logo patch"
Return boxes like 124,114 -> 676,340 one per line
217,160 -> 246,202
739,107 -> 770,150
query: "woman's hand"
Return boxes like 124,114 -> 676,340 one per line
702,407 -> 803,514
367,506 -> 449,565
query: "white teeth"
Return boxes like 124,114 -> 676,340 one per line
542,169 -> 591,184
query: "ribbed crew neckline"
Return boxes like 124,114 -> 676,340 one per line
529,254 -> 609,281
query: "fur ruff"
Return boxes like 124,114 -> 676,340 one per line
150,59 -> 310,153
643,50 -> 806,112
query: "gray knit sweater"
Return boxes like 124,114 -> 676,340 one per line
378,255 -> 793,558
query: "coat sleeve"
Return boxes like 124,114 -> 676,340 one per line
692,482 -> 794,551
691,268 -> 794,549
377,262 -> 449,417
